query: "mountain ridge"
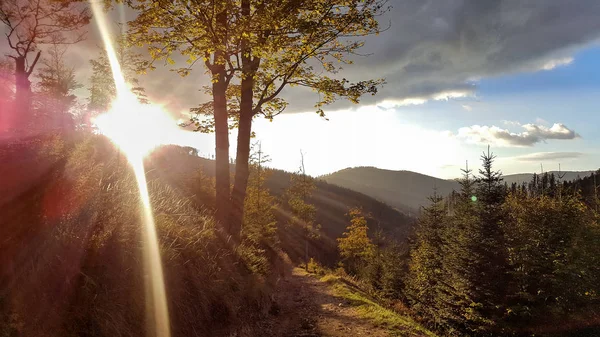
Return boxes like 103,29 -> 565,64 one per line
321,166 -> 595,214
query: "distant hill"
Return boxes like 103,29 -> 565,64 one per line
321,167 -> 458,215
149,147 -> 415,265
500,171 -> 594,186
321,166 -> 594,213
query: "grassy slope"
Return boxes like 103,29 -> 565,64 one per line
319,273 -> 437,337
0,134 -> 279,337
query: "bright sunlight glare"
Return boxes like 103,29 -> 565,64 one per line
90,2 -> 172,337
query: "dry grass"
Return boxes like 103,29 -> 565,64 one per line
0,133 -> 281,337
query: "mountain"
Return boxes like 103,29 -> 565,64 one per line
149,147 -> 415,265
321,167 -> 457,215
321,166 -> 594,213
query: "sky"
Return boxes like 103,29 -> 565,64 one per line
3,0 -> 600,178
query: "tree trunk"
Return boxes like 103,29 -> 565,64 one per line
229,0 -> 254,243
305,238 -> 309,271
213,69 -> 230,232
14,56 -> 32,130
231,97 -> 252,242
212,10 -> 231,233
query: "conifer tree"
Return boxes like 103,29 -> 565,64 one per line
473,146 -> 508,329
407,190 -> 447,325
35,43 -> 81,130
503,193 -> 599,319
435,161 -> 485,334
242,144 -> 277,247
285,152 -> 320,270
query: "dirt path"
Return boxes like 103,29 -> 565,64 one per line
257,268 -> 398,337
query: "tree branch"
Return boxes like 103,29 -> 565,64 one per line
26,50 -> 41,75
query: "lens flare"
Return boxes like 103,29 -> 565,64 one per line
90,3 -> 171,337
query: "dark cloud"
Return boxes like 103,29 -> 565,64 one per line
449,122 -> 580,147
515,152 -> 584,162
4,1 -> 600,115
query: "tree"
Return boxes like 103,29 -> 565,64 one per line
433,162 -> 485,334
338,207 -> 375,275
239,142 -> 278,274
472,146 -> 508,330
407,191 -> 447,326
0,58 -> 14,131
503,193 -> 599,321
285,152 -> 320,270
34,43 -> 81,130
228,0 -> 387,240
0,0 -> 90,130
87,33 -> 148,115
123,0 -> 387,240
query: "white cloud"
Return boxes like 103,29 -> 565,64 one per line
378,90 -> 473,109
514,152 -> 584,162
447,122 -> 580,147
502,120 -> 521,126
539,57 -> 574,71
461,104 -> 473,111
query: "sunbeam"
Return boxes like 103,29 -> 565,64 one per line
89,2 -> 171,337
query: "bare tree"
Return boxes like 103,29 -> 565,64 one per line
1,0 -> 90,130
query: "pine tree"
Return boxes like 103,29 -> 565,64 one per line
435,161 -> 484,334
407,190 -> 448,326
34,43 -> 81,130
472,146 -> 508,330
285,152 -> 320,270
239,143 -> 279,274
503,192 -> 599,320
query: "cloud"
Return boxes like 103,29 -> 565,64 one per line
538,57 -> 574,71
17,0 -> 600,115
502,120 -> 521,126
461,104 -> 473,111
514,152 -> 584,161
448,122 -> 580,147
320,0 -> 600,112
377,89 -> 472,108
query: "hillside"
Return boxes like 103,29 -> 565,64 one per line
149,147 -> 415,265
0,134 -> 280,336
321,167 -> 594,213
321,167 -> 458,215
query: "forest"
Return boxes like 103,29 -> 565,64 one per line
1,0 -> 600,336
339,148 -> 600,336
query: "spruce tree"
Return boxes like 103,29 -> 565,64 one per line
284,153 -> 320,270
473,146 -> 508,330
407,190 -> 448,326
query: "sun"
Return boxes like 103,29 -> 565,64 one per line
93,91 -> 181,162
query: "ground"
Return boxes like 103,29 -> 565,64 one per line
255,268 -> 434,337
